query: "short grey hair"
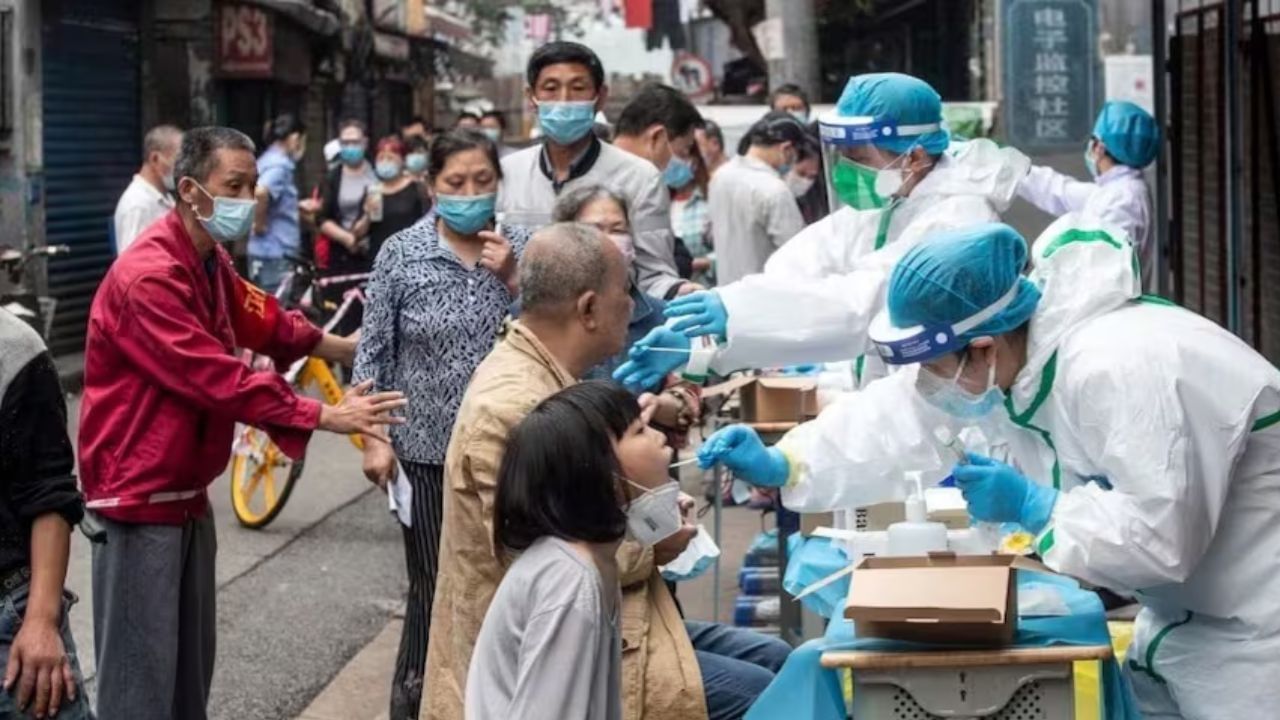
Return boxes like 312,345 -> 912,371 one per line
551,184 -> 630,223
519,223 -> 613,316
174,126 -> 256,185
143,124 -> 182,161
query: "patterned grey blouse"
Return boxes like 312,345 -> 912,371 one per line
352,211 -> 532,464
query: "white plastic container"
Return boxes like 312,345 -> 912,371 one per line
886,495 -> 948,556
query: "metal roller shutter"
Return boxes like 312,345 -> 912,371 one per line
42,0 -> 140,356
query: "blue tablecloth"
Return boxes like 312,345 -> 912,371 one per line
754,538 -> 1141,720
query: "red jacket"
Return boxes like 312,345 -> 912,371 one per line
79,211 -> 323,524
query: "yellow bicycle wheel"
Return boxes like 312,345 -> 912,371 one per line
230,424 -> 304,529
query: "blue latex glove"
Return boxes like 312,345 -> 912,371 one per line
665,291 -> 729,340
612,326 -> 691,391
952,453 -> 1058,534
697,424 -> 790,488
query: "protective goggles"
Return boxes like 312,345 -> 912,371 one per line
817,112 -> 942,147
868,282 -> 1021,365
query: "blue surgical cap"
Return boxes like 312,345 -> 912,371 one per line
834,73 -> 950,155
887,223 -> 1042,346
1093,101 -> 1160,168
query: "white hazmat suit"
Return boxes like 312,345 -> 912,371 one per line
774,214 -> 1280,719
706,139 -> 1029,381
1018,163 -> 1153,291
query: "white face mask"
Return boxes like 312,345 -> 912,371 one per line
622,477 -> 683,546
917,354 -> 1004,419
786,172 -> 816,198
873,145 -> 919,198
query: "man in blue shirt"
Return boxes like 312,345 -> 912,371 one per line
251,114 -> 311,292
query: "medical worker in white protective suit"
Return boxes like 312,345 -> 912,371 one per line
699,218 -> 1280,720
613,73 -> 1029,391
1018,100 -> 1160,291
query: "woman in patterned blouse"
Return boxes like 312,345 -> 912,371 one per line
352,129 -> 530,720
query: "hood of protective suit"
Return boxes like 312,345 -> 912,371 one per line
1009,212 -> 1142,406
912,138 -> 1030,212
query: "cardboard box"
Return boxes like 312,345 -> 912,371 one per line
800,511 -> 835,536
844,553 -> 1043,646
703,375 -> 819,423
857,502 -> 905,530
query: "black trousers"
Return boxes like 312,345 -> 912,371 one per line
390,461 -> 445,720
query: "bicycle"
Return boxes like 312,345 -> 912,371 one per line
0,244 -> 71,340
229,256 -> 370,528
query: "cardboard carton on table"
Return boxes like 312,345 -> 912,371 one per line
844,552 -> 1051,646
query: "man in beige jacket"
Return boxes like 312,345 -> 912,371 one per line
423,222 -> 789,720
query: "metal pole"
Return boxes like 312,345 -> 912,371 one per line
1224,0 -> 1244,332
1152,0 -> 1170,295
765,0 -> 820,98
712,443 -> 723,624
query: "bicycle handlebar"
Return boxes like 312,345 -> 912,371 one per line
0,244 -> 71,268
315,272 -> 371,288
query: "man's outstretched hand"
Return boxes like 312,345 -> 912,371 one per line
318,380 -> 407,442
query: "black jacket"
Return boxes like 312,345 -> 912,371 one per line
0,312 -> 84,576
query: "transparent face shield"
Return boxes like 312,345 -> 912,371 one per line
818,113 -> 942,212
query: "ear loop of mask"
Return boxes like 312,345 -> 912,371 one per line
874,142 -> 921,198
189,182 -> 216,222
952,346 -> 998,397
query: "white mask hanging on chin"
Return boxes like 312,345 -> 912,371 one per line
622,477 -> 683,546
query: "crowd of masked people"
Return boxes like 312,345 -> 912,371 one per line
4,29 -> 1168,720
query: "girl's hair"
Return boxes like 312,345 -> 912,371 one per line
494,381 -> 640,553
427,128 -> 502,181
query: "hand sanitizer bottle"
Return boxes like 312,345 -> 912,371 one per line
887,479 -> 949,556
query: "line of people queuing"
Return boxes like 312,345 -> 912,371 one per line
9,35 -> 1181,720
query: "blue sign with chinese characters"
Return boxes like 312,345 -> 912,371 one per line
1002,0 -> 1099,150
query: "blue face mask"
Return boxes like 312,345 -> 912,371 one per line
340,145 -> 365,166
405,153 -> 427,174
375,160 -> 402,180
436,193 -> 496,235
1084,140 -> 1099,179
537,100 -> 597,145
663,155 -> 694,189
193,182 -> 255,243
918,355 -> 1003,420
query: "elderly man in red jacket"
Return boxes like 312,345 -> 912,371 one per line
78,126 -> 405,720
